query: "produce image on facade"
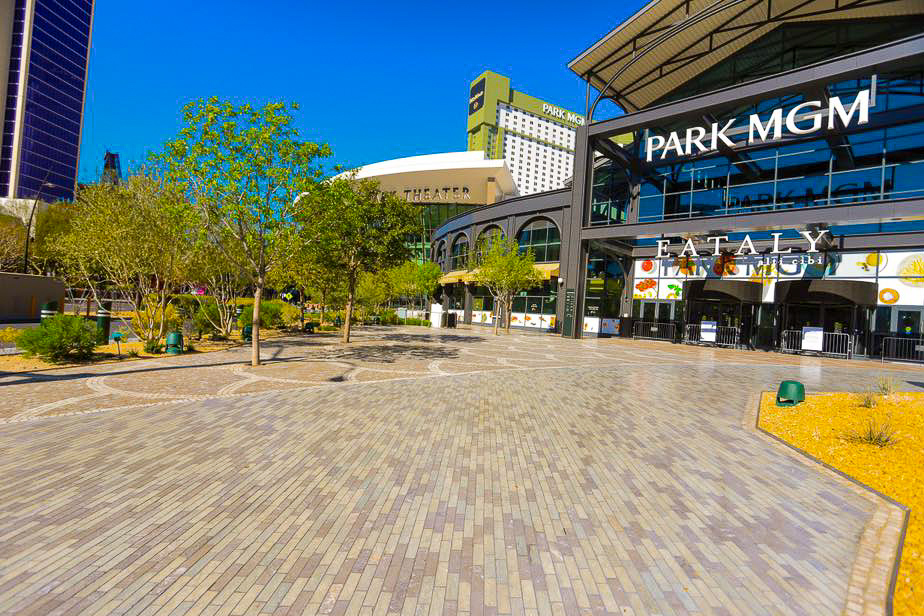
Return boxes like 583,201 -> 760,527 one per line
434,0 -> 924,360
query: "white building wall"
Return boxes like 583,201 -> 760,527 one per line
496,102 -> 576,195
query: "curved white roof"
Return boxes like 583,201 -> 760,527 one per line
343,151 -> 517,205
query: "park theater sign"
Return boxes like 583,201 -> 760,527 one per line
645,89 -> 870,161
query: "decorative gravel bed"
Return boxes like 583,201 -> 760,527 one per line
759,390 -> 923,615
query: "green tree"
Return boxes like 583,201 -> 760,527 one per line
304,178 -> 420,343
473,233 -> 543,335
55,175 -> 195,346
387,261 -> 442,313
355,271 -> 393,318
187,231 -> 248,337
0,214 -> 25,272
160,98 -> 331,365
31,201 -> 75,275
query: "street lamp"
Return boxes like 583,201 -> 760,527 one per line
22,178 -> 55,274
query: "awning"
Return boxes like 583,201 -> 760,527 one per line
534,263 -> 560,280
775,280 -> 878,306
683,279 -> 762,304
439,270 -> 470,284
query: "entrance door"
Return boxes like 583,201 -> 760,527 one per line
640,300 -> 674,322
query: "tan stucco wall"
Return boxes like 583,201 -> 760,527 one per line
0,273 -> 66,320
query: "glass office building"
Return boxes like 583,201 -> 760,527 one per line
0,0 -> 95,203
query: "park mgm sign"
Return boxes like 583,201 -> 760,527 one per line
645,89 -> 871,161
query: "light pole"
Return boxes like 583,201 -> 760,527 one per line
22,178 -> 56,274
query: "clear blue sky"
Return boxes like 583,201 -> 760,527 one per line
77,2 -> 636,182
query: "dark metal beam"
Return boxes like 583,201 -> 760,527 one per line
587,34 -> 924,138
618,0 -> 894,104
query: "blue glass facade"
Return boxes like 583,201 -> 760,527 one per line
591,70 -> 924,226
0,0 -> 93,202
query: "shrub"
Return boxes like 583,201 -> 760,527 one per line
172,294 -> 200,321
402,318 -> 431,327
0,326 -> 18,347
857,391 -> 878,408
318,324 -> 339,332
143,339 -> 164,354
876,376 -> 898,396
846,418 -> 897,447
237,300 -> 285,328
280,302 -> 301,326
127,349 -> 140,358
193,301 -> 222,338
16,315 -> 97,362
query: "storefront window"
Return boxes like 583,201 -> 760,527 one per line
517,219 -> 561,263
584,245 -> 625,318
590,163 -> 630,225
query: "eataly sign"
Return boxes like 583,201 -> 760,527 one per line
655,230 -> 830,259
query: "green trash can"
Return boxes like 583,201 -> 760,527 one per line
776,380 -> 806,407
166,331 -> 183,355
40,300 -> 58,322
242,324 -> 253,342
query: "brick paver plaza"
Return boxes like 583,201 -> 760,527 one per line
1,327 -> 921,616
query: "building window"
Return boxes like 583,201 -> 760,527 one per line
517,219 -> 561,263
450,235 -> 469,270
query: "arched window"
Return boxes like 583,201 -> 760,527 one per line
434,241 -> 447,269
475,226 -> 505,263
450,235 -> 469,270
516,219 -> 560,262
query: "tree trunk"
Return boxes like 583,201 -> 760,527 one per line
251,282 -> 263,366
505,295 -> 513,334
343,276 -> 355,343
493,299 -> 500,336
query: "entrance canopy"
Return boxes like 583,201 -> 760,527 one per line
775,280 -> 877,305
683,279 -> 762,304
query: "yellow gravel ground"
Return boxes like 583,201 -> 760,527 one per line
759,390 -> 924,615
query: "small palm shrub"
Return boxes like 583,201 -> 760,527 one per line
17,315 -> 97,362
846,419 -> 897,448
876,376 -> 898,396
857,391 -> 878,408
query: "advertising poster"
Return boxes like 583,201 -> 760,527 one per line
802,326 -> 824,351
701,320 -> 717,343
600,318 -> 620,336
582,317 -> 600,334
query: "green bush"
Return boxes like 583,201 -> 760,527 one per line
17,315 -> 97,362
144,339 -> 164,354
402,318 -> 431,327
193,301 -> 222,337
318,324 -> 339,331
237,300 -> 285,328
172,294 -> 201,320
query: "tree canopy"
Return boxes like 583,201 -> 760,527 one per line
159,98 -> 332,364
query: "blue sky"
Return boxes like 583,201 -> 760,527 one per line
77,2 -> 636,182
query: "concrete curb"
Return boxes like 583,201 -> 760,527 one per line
746,391 -> 909,616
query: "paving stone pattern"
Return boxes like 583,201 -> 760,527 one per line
0,327 -> 921,615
